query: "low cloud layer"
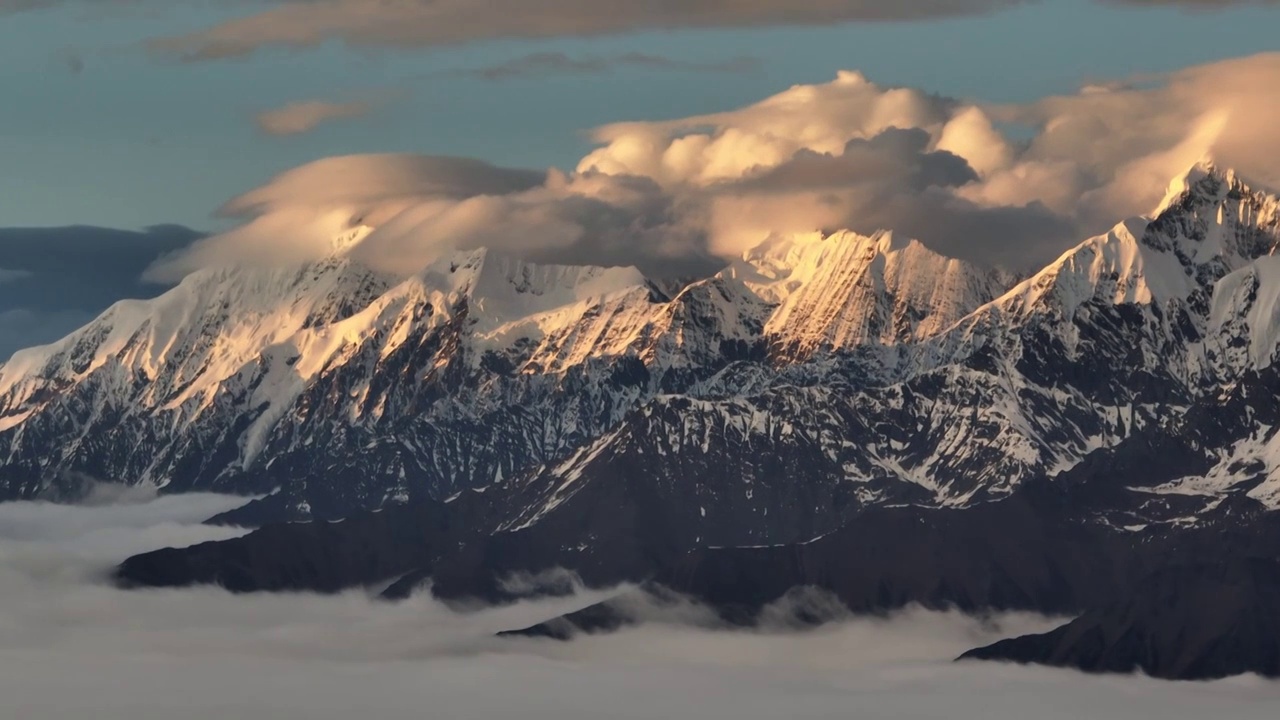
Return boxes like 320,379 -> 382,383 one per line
149,52 -> 1280,281
256,99 -> 375,137
3,490 -> 1280,719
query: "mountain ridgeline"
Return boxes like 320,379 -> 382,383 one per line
9,163 -> 1280,680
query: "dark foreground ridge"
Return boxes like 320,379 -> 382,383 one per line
114,469 -> 1280,680
960,559 -> 1280,680
116,496 -> 492,593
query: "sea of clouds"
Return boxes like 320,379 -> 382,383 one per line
2,488 -> 1279,719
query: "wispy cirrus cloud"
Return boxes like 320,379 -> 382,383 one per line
145,0 -> 1028,61
0,0 -> 58,13
7,0 -> 1276,55
1110,0 -> 1279,6
133,0 -> 1280,62
0,269 -> 32,284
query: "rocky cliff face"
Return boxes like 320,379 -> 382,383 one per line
960,558 -> 1280,680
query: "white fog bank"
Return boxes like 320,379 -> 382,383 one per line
1,491 -> 1278,720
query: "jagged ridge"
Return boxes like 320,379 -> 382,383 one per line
2,163 -> 1279,526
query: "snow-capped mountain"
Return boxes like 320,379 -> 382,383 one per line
3,163 -> 1280,534
734,229 -> 1011,359
81,162 -> 1280,682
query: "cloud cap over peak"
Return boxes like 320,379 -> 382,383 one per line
146,153 -> 712,282
148,53 -> 1280,285
219,154 -> 549,217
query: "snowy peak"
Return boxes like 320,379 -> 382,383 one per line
636,274 -> 771,369
411,248 -> 675,373
1144,162 -> 1280,271
1153,160 -> 1220,217
1,257 -> 390,389
429,248 -> 650,329
1206,256 -> 1280,376
992,218 -> 1167,317
737,230 -> 1008,358
988,165 -> 1280,323
0,256 -> 397,436
1154,160 -> 1243,216
330,223 -> 376,254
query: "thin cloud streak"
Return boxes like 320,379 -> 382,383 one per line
255,99 -> 376,137
137,0 -> 1279,61
6,1 -> 1276,55
146,0 -> 1028,61
441,52 -> 760,82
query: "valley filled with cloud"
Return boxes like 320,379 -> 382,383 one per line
1,491 -> 1278,719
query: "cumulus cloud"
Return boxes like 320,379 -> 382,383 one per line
570,70 -> 1074,266
147,53 -> 1280,282
689,127 -> 1073,266
728,128 -> 979,194
4,493 -> 1280,719
579,70 -> 958,186
570,53 -> 1280,267
982,52 -> 1280,225
255,99 -> 376,137
444,51 -> 759,82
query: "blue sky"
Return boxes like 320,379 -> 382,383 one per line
2,0 -> 1279,355
2,0 -> 1278,231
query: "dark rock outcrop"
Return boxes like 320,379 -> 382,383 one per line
960,559 -> 1280,680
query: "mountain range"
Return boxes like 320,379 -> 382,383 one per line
7,162 -> 1280,680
